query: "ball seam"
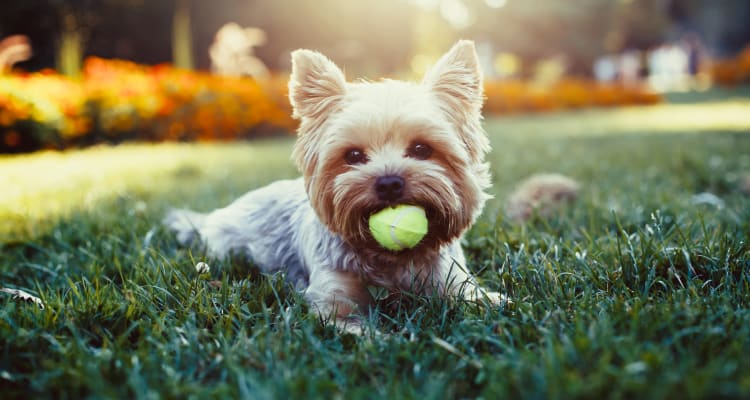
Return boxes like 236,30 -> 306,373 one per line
388,206 -> 421,251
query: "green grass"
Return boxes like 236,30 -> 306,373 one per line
1,94 -> 750,398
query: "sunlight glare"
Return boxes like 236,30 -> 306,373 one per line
440,0 -> 474,29
484,0 -> 507,9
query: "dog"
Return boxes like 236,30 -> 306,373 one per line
164,40 -> 505,333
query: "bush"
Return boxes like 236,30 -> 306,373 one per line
0,58 -> 296,153
483,78 -> 660,115
0,70 -> 89,151
711,44 -> 750,86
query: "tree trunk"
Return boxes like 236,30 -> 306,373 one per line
57,13 -> 82,77
172,0 -> 194,70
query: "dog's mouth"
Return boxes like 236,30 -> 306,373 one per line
363,202 -> 438,222
364,202 -> 432,216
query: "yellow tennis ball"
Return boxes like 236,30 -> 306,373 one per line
368,205 -> 428,251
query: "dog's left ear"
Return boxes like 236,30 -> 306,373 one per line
422,40 -> 483,116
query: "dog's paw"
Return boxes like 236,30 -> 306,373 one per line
334,317 -> 383,336
480,291 -> 512,306
461,286 -> 511,306
339,321 -> 366,335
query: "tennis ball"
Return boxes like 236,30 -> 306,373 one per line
368,205 -> 428,251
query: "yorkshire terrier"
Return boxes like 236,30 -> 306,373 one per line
164,40 -> 505,333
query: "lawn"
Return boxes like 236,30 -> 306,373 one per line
1,92 -> 750,398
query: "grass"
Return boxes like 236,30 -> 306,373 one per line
1,91 -> 750,398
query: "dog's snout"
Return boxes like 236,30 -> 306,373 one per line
375,175 -> 405,201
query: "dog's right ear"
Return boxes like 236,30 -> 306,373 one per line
288,50 -> 347,121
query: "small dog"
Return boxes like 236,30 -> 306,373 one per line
165,40 -> 504,332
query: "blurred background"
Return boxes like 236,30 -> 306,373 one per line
1,0 -> 749,153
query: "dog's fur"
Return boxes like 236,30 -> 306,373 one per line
164,41 -> 504,332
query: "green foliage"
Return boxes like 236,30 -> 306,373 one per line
1,99 -> 749,398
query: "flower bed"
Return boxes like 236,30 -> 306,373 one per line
483,79 -> 661,115
1,58 -> 296,152
1,57 -> 662,153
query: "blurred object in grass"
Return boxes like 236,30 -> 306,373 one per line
195,262 -> 210,275
505,173 -> 580,222
0,287 -> 44,309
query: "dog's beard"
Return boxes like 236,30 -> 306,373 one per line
308,161 -> 480,254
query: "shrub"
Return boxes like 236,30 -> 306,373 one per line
0,58 -> 296,153
483,78 -> 660,115
711,44 -> 750,86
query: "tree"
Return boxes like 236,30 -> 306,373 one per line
172,0 -> 193,69
0,0 -> 153,77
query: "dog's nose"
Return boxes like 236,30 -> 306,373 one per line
375,175 -> 405,201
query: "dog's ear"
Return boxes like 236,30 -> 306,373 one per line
288,49 -> 347,121
423,40 -> 489,162
422,40 -> 483,115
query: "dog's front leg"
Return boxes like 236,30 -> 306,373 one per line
304,267 -> 373,334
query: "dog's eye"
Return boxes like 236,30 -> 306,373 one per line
406,143 -> 433,160
344,149 -> 368,165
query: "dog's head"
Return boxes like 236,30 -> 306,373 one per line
288,40 -> 491,253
